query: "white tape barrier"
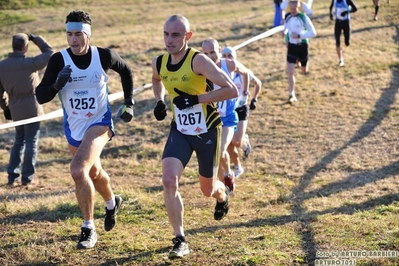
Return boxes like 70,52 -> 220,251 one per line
233,25 -> 284,50
232,0 -> 313,50
0,83 -> 152,130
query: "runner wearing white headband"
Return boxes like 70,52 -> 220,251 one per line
66,22 -> 91,37
36,10 -> 134,250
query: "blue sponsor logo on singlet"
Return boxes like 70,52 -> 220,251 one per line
73,90 -> 89,97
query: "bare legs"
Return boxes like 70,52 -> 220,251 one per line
69,126 -> 114,222
162,157 -> 226,237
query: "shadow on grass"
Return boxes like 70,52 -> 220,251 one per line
280,23 -> 399,263
294,63 -> 398,265
0,201 -> 81,225
97,248 -> 173,266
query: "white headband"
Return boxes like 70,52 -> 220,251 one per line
66,22 -> 91,37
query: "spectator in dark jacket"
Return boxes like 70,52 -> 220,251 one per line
0,33 -> 53,187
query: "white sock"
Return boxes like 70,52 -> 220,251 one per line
106,197 -> 116,210
83,220 -> 95,230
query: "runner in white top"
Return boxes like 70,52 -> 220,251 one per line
222,47 -> 262,178
283,0 -> 317,103
36,10 -> 133,250
202,38 -> 250,193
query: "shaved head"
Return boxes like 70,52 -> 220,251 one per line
164,14 -> 190,32
163,14 -> 193,57
202,38 -> 220,49
201,37 -> 221,64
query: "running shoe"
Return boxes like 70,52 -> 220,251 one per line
104,195 -> 123,231
77,227 -> 97,249
169,236 -> 190,259
243,134 -> 251,157
214,186 -> 230,220
288,95 -> 298,104
234,165 -> 244,178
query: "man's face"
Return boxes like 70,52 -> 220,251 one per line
289,1 -> 299,16
222,52 -> 234,60
163,20 -> 191,55
67,30 -> 90,56
201,41 -> 220,64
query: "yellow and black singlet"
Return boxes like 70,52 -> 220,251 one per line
157,48 -> 221,133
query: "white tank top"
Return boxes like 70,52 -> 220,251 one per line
60,46 -> 109,141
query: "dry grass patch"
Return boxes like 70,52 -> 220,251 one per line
0,0 -> 399,265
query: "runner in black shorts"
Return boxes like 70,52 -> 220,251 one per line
287,42 -> 309,67
151,15 -> 238,259
162,126 -> 220,178
283,1 -> 316,103
329,0 -> 358,66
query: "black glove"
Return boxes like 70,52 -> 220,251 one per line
117,98 -> 134,122
330,13 -> 334,20
27,34 -> 36,41
341,11 -> 348,17
249,98 -> 257,110
173,88 -> 199,110
4,108 -> 11,120
54,65 -> 72,90
153,100 -> 167,121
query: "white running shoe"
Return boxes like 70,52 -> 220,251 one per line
234,165 -> 244,178
288,95 -> 297,104
242,134 -> 251,157
338,59 -> 344,67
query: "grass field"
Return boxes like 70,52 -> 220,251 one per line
0,0 -> 399,265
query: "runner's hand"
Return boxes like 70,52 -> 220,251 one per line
54,65 -> 72,90
153,100 -> 167,121
117,98 -> 134,122
249,98 -> 257,110
173,88 -> 199,110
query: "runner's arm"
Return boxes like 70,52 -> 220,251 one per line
106,48 -> 134,101
301,16 -> 317,39
249,72 -> 262,100
151,56 -> 166,103
347,0 -> 358,13
193,54 -> 238,103
230,59 -> 250,95
36,53 -> 63,104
